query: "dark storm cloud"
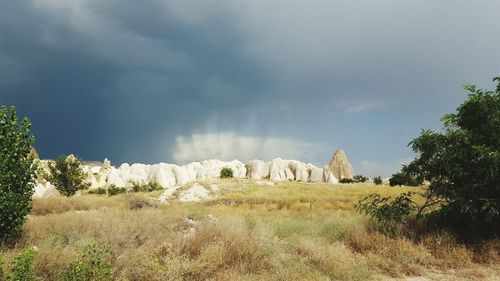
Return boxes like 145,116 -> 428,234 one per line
1,1 -> 122,158
0,0 -> 271,163
1,0 -> 499,176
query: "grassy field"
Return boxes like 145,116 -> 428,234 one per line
2,180 -> 499,280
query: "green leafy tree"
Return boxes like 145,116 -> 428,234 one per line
0,106 -> 37,243
357,77 -> 500,237
404,77 -> 500,234
48,155 -> 89,196
220,167 -> 234,179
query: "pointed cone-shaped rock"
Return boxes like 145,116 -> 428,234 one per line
326,149 -> 354,180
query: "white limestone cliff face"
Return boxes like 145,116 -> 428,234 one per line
246,159 -> 270,180
308,164 -> 324,183
323,168 -> 339,184
33,149 -> 355,198
100,159 -> 248,189
268,159 -> 321,182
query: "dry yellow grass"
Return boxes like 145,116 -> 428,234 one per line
1,180 -> 498,280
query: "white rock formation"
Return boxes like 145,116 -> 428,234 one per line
179,183 -> 210,202
324,149 -> 354,180
308,164 -> 324,182
246,160 -> 270,180
268,159 -> 323,182
33,182 -> 59,198
159,187 -> 178,203
323,168 -> 339,184
289,160 -> 310,182
107,168 -> 126,187
269,158 -> 289,181
150,163 -> 176,188
33,149 -> 355,198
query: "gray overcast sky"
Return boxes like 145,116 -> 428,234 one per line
1,0 -> 499,176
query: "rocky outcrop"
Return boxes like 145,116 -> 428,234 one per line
323,168 -> 339,184
324,149 -> 354,180
33,149 -> 355,198
308,165 -> 324,182
33,182 -> 59,198
246,160 -> 270,180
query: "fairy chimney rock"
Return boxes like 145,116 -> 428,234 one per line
326,149 -> 354,180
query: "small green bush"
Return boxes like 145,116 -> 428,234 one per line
373,176 -> 383,185
107,185 -> 127,196
353,175 -> 368,183
48,155 -> 90,196
10,247 -> 37,281
88,187 -> 106,195
339,178 -> 354,184
62,244 -> 112,281
129,180 -> 162,193
220,167 -> 234,179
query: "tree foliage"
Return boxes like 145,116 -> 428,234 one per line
48,155 -> 89,196
405,78 -> 500,234
356,192 -> 417,224
0,106 -> 37,243
357,77 -> 500,236
388,170 -> 421,186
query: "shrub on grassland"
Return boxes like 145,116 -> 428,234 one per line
10,247 -> 37,281
339,178 -> 354,184
107,185 -> 127,196
353,175 -> 368,183
129,180 -> 162,193
61,244 -> 112,281
88,187 -> 106,195
220,167 -> 234,179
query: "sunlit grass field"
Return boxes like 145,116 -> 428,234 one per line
2,180 -> 499,280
